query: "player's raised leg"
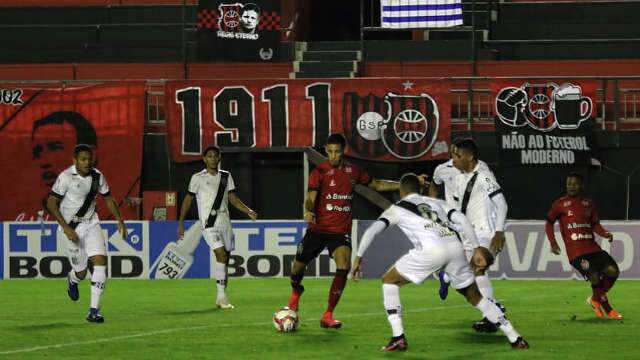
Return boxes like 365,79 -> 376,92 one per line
321,244 -> 351,329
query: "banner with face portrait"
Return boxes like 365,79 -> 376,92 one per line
164,78 -> 451,162
196,0 -> 281,61
0,83 -> 145,221
492,80 -> 598,166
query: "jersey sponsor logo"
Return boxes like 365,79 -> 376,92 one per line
571,233 -> 593,241
325,193 -> 353,200
567,222 -> 591,229
326,204 -> 351,212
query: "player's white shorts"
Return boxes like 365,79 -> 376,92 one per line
395,240 -> 475,289
202,226 -> 234,252
59,221 -> 107,272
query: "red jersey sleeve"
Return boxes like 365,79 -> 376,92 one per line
546,199 -> 561,223
590,203 -> 609,237
308,167 -> 323,191
545,200 -> 560,246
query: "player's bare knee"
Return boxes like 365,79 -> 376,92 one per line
76,269 -> 88,279
290,260 -> 307,276
458,283 -> 481,305
91,255 -> 107,266
474,268 -> 486,276
214,249 -> 229,264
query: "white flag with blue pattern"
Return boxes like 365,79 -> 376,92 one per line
381,0 -> 463,29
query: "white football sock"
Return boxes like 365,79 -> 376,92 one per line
442,272 -> 450,283
90,266 -> 106,309
69,270 -> 81,284
475,298 -> 520,342
383,283 -> 403,337
475,274 -> 494,300
214,261 -> 228,299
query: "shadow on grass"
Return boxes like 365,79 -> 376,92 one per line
164,308 -> 218,316
12,322 -> 77,331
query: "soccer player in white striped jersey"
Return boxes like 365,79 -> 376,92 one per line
451,138 -> 508,333
46,144 -> 127,323
352,174 -> 528,351
178,145 -> 258,309
429,140 -> 491,300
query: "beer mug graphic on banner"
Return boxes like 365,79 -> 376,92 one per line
552,84 -> 593,129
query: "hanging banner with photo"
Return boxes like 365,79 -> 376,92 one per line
491,80 -> 598,166
196,0 -> 281,61
164,78 -> 451,162
0,83 -> 145,221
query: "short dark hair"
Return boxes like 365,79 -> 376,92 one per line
242,3 -> 260,14
202,145 -> 220,157
455,138 -> 479,160
326,133 -> 346,148
74,144 -> 93,157
567,172 -> 584,183
400,173 -> 421,194
32,111 -> 97,147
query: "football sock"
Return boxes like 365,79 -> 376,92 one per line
290,271 -> 304,293
326,269 -> 349,313
441,272 -> 450,283
69,270 -> 81,284
475,274 -> 494,300
592,284 -> 612,312
476,297 -> 520,343
90,266 -> 106,309
602,275 -> 617,293
214,261 -> 228,299
383,283 -> 404,337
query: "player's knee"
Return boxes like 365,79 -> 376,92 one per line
215,250 -> 229,264
76,269 -> 88,280
474,268 -> 486,276
90,255 -> 107,266
458,283 -> 481,305
605,264 -> 619,278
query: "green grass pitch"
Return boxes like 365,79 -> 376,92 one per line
0,279 -> 637,359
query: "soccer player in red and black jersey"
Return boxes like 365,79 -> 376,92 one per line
287,134 -> 421,329
545,172 -> 622,320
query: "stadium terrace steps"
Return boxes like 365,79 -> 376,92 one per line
292,42 -> 361,78
487,1 -> 640,59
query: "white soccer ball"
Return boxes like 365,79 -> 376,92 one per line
272,307 -> 299,332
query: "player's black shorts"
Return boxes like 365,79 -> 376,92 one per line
570,251 -> 617,279
295,230 -> 352,264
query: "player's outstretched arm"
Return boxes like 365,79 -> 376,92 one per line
177,193 -> 194,238
428,181 -> 440,198
352,219 -> 389,281
46,195 -> 79,242
229,192 -> 258,220
105,195 -> 127,240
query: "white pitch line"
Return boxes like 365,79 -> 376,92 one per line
0,294 -> 556,356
